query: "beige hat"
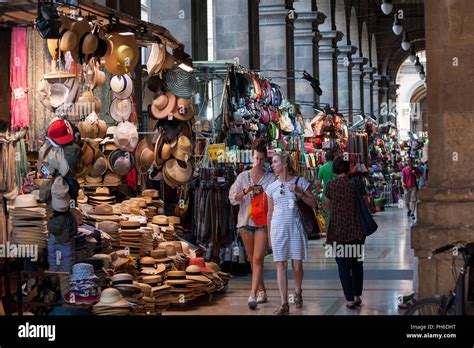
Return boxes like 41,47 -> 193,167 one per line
142,189 -> 159,198
163,159 -> 192,186
135,139 -> 155,174
146,43 -> 174,75
150,92 -> 177,121
94,288 -> 130,308
51,176 -> 71,212
98,221 -> 120,233
152,215 -> 169,225
171,136 -> 192,162
13,194 -> 39,208
104,33 -> 139,76
173,98 -> 195,121
77,189 -> 88,204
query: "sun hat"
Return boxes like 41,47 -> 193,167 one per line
150,92 -> 177,120
142,189 -> 159,198
189,258 -> 215,273
94,288 -> 130,307
104,33 -> 139,76
163,159 -> 192,185
60,19 -> 91,63
114,121 -> 138,152
135,139 -> 154,174
110,74 -> 133,100
165,271 -> 193,285
110,98 -> 132,122
173,98 -> 194,121
164,69 -> 197,99
185,265 -> 212,283
13,194 -> 39,208
171,136 -> 192,162
70,263 -> 98,282
146,43 -> 174,75
111,273 -> 140,289
51,176 -> 71,212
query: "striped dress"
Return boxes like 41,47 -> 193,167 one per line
266,176 -> 310,261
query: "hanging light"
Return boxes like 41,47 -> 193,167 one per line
392,14 -> 403,35
381,0 -> 393,15
414,56 -> 422,72
408,46 -> 416,62
401,31 -> 411,51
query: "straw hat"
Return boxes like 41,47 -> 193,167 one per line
98,221 -> 120,233
150,92 -> 177,120
185,265 -> 212,283
77,189 -> 88,204
146,43 -> 174,75
165,271 -> 193,285
13,194 -> 38,208
93,204 -> 120,221
173,98 -> 194,121
171,136 -> 192,162
104,33 -> 139,76
94,288 -> 130,308
63,20 -> 93,64
135,139 -> 154,174
142,189 -> 159,198
86,61 -> 106,90
163,159 -> 192,186
85,175 -> 103,184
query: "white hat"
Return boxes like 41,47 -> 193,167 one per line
110,98 -> 132,122
114,121 -> 139,152
110,74 -> 133,100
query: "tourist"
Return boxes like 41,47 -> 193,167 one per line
402,158 -> 421,218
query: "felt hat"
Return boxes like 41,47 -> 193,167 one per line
150,92 -> 177,120
104,33 -> 139,76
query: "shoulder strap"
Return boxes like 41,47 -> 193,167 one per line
295,176 -> 300,186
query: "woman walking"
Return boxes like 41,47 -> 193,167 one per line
325,157 -> 368,309
229,143 -> 276,309
265,152 -> 317,315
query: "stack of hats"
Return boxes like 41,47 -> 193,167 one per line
159,242 -> 187,271
92,288 -> 132,316
185,265 -> 215,298
109,249 -> 130,270
204,261 -> 231,292
9,194 -> 48,252
139,257 -> 167,277
103,172 -> 122,186
111,273 -> 143,306
137,282 -> 155,314
119,221 -> 142,256
150,249 -> 174,271
165,271 -> 195,304
168,216 -> 184,237
140,274 -> 171,309
92,204 -> 121,223
64,263 -> 100,305
88,187 -> 116,206
98,221 -> 121,249
138,227 -> 154,255
151,216 -> 175,241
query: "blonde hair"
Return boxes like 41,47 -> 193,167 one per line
273,151 -> 294,174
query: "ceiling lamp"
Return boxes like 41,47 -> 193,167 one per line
408,46 -> 416,62
381,0 -> 393,15
414,56 -> 422,72
401,31 -> 411,51
392,14 -> 403,35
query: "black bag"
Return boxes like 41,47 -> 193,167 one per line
351,178 -> 378,236
35,1 -> 62,39
295,177 -> 320,239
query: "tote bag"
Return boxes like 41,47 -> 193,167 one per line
351,179 -> 378,236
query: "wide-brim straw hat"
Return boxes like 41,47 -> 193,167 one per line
150,92 -> 177,120
163,159 -> 192,186
171,135 -> 192,162
110,74 -> 133,100
104,33 -> 139,76
173,98 -> 195,121
135,139 -> 155,174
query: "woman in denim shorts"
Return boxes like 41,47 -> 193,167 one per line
229,143 -> 276,309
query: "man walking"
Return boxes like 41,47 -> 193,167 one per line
402,159 -> 421,218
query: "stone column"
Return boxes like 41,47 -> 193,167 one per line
412,0 -> 474,304
293,1 -> 325,115
372,73 -> 382,121
337,45 -> 357,120
351,57 -> 367,115
319,30 -> 343,107
363,65 -> 376,117
259,0 -> 291,98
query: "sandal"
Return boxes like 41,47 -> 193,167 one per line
294,290 -> 303,309
273,303 -> 290,315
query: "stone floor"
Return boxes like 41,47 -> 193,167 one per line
164,206 -> 416,315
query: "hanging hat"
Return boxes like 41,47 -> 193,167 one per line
146,43 -> 174,75
110,74 -> 133,100
164,159 -> 192,186
164,69 -> 197,99
150,92 -> 177,120
146,74 -> 166,94
87,156 -> 108,178
104,33 -> 139,76
110,98 -> 132,122
109,150 -> 135,176
114,121 -> 138,152
172,98 -> 194,121
135,139 -> 155,174
47,119 -> 74,145
171,136 -> 192,162
62,19 -> 93,64
155,118 -> 183,144
86,61 -> 106,90
49,83 -> 69,109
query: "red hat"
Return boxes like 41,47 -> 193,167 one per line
47,119 -> 74,145
189,257 -> 214,273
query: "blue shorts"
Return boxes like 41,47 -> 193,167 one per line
238,226 -> 267,233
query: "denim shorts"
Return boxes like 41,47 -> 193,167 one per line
238,225 -> 267,233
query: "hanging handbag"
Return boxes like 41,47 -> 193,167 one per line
295,177 -> 320,239
351,178 -> 378,236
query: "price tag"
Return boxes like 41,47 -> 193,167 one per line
168,113 -> 174,121
208,143 -> 226,161
160,227 -> 167,232
56,251 -> 62,266
14,88 -> 25,100
217,177 -> 225,183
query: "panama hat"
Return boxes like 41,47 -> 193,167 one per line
104,33 -> 139,76
103,172 -> 122,185
146,43 -> 174,75
135,139 -> 154,174
13,194 -> 39,209
110,74 -> 133,100
110,98 -> 132,122
165,271 -> 193,285
63,20 -> 93,64
164,159 -> 192,185
114,121 -> 138,152
164,69 -> 197,99
185,265 -> 212,283
150,92 -> 177,120
173,98 -> 194,121
142,189 -> 159,198
111,273 -> 140,289
93,288 -> 130,309
92,203 -> 121,221
171,136 -> 192,162
86,62 -> 106,90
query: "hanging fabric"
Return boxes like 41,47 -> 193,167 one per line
10,28 -> 30,130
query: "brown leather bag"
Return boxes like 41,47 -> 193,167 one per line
295,177 -> 320,239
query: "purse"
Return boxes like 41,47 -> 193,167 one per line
351,178 -> 378,236
295,177 -> 320,239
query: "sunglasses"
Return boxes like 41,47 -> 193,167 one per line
280,182 -> 284,195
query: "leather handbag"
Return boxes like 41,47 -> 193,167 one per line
351,178 -> 378,236
295,177 -> 320,239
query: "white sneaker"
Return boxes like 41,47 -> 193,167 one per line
256,291 -> 267,304
248,295 -> 257,309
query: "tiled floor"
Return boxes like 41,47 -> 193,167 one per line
165,206 -> 415,315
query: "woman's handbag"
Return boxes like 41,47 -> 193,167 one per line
351,178 -> 378,236
295,177 -> 320,239
248,192 -> 268,227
